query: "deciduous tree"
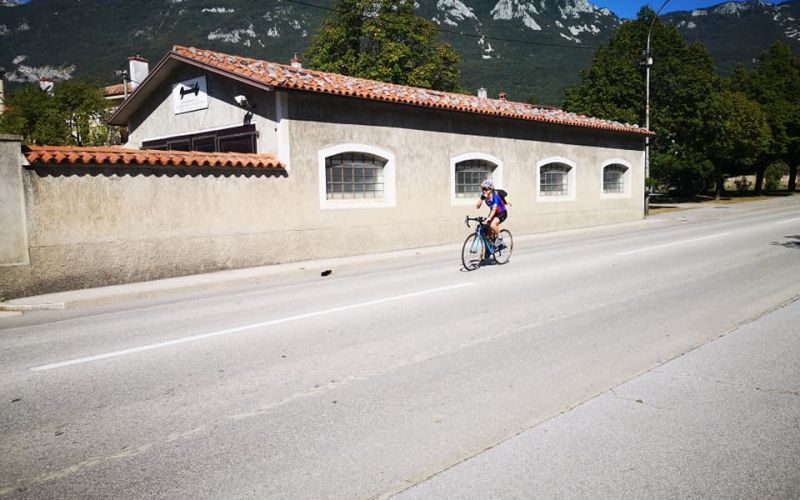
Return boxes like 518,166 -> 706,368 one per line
563,7 -> 721,195
0,79 -> 119,146
706,90 -> 771,198
730,42 -> 800,192
305,0 -> 463,92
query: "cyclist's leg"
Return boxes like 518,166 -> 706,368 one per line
494,212 -> 507,244
488,218 -> 500,239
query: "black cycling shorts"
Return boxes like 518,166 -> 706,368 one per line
496,211 -> 508,224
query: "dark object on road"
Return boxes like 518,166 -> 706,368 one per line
321,270 -> 332,277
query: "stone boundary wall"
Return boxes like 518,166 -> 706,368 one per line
0,135 -> 30,270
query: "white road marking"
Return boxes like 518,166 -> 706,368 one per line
775,217 -> 800,225
616,232 -> 731,256
31,282 -> 474,372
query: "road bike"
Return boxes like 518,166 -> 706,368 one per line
461,216 -> 513,271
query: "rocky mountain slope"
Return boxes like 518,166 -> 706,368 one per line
0,0 -> 798,105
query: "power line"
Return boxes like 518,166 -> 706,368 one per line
279,0 -> 604,51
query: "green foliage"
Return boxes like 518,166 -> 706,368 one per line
562,7 -> 800,195
731,42 -> 800,166
0,79 -> 119,146
304,0 -> 463,92
706,90 -> 770,168
650,150 -> 714,196
765,161 -> 787,191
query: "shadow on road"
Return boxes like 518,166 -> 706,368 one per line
771,235 -> 800,249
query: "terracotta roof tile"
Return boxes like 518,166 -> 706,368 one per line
24,145 -> 284,171
172,45 -> 652,137
103,83 -> 134,98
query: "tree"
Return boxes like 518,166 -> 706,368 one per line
705,90 -> 771,198
0,79 -> 120,146
730,42 -> 800,192
305,0 -> 463,92
563,7 -> 722,195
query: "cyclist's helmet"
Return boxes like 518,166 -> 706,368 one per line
481,179 -> 494,190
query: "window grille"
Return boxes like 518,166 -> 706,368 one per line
325,153 -> 386,200
540,164 -> 571,196
455,160 -> 495,198
142,125 -> 257,153
603,165 -> 627,193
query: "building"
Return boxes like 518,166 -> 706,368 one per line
0,46 -> 650,299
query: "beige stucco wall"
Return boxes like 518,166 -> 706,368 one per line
286,92 -> 644,244
0,65 -> 645,299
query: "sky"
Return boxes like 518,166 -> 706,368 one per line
595,0 -> 782,19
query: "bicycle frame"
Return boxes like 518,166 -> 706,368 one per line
465,216 -> 495,255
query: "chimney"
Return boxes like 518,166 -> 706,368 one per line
128,55 -> 149,90
290,54 -> 302,69
39,78 -> 54,93
477,87 -> 487,98
498,91 -> 506,101
0,67 -> 5,115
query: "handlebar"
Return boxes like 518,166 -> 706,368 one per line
464,216 -> 486,228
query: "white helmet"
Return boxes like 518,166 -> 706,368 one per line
481,179 -> 494,189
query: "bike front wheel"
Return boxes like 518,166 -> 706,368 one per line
493,229 -> 513,265
461,233 -> 484,271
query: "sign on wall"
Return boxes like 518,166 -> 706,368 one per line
172,76 -> 208,115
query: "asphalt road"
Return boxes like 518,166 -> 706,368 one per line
1,197 -> 799,499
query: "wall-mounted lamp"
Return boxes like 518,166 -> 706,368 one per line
234,94 -> 254,110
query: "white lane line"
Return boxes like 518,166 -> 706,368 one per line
775,217 -> 800,225
616,232 -> 731,256
31,282 -> 473,372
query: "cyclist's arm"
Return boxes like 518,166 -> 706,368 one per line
475,195 -> 484,209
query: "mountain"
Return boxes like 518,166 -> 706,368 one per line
665,0 -> 800,75
0,0 -> 798,106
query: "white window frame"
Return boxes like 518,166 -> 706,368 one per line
600,159 -> 632,199
450,153 -> 504,206
318,143 -> 396,209
536,157 -> 576,202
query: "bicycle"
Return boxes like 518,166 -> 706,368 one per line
461,216 -> 514,271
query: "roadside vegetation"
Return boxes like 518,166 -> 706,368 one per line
0,79 -> 120,146
564,7 -> 799,198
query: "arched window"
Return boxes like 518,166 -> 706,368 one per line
603,164 -> 628,193
450,153 -> 503,204
600,160 -> 632,198
325,152 -> 386,200
318,144 -> 396,209
540,164 -> 570,196
537,158 -> 576,201
455,159 -> 496,198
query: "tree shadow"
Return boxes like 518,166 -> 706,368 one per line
770,235 -> 800,249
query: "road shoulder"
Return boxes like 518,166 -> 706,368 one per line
395,298 -> 800,499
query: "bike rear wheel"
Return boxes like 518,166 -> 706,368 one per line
461,234 -> 484,271
493,229 -> 513,265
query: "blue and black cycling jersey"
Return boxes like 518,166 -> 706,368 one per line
482,191 -> 507,214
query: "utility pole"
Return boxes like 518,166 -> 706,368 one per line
645,0 -> 671,216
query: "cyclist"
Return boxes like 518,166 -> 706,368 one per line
475,179 -> 507,243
